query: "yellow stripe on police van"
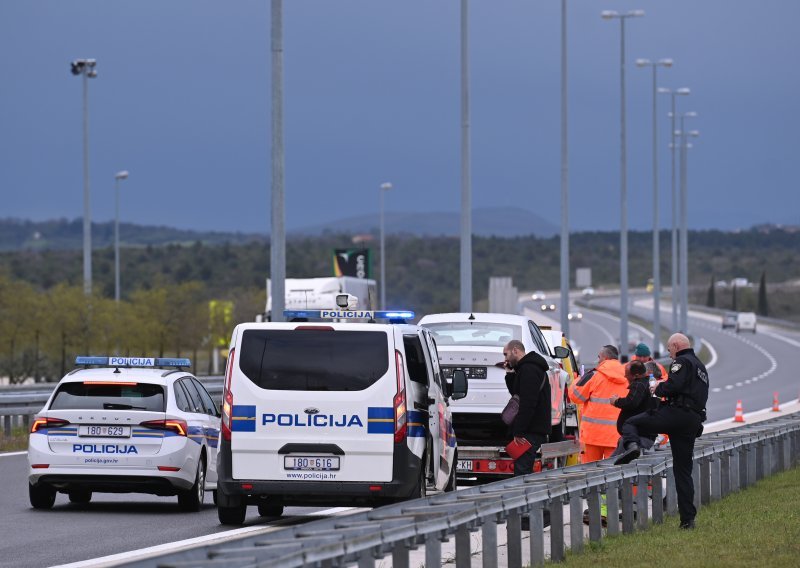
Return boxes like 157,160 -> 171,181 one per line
368,418 -> 394,423
232,416 -> 255,421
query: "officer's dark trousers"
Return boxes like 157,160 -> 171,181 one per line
621,406 -> 702,523
513,434 -> 547,476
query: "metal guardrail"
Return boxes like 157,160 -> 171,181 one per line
116,412 -> 800,568
0,376 -> 223,436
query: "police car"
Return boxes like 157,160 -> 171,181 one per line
27,357 -> 220,511
215,308 -> 468,525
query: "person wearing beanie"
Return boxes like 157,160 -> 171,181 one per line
632,342 -> 667,378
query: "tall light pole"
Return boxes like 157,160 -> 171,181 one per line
660,87 -> 690,331
379,182 -> 392,309
271,0 -> 286,322
677,114 -> 699,333
602,9 -> 644,362
114,171 -> 129,303
636,58 -> 672,356
70,59 -> 97,296
559,0 -> 570,336
460,0 -> 472,313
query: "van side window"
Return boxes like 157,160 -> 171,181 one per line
403,335 -> 429,386
423,331 -> 444,391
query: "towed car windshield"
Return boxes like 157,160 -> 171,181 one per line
239,329 -> 389,391
423,322 -> 521,347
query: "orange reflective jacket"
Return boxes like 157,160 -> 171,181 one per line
568,359 -> 629,448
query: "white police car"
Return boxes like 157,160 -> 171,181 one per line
27,357 -> 220,511
215,309 -> 468,525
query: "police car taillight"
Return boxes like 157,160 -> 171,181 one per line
140,419 -> 188,436
394,350 -> 407,443
221,348 -> 235,441
30,417 -> 70,433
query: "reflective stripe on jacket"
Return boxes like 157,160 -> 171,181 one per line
568,359 -> 629,447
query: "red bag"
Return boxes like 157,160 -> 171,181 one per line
505,438 -> 532,460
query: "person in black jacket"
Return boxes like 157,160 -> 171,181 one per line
609,360 -> 656,456
503,339 -> 551,476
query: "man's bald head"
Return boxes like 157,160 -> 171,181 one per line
667,333 -> 691,358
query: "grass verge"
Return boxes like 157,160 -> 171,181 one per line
555,464 -> 800,567
0,428 -> 29,452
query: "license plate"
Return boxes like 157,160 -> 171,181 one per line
284,456 -> 340,471
79,425 -> 131,438
456,459 -> 473,472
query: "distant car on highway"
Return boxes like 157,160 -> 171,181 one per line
581,287 -> 595,297
531,290 -> 546,301
540,303 -> 556,312
28,356 -> 219,512
736,312 -> 757,333
721,312 -> 737,329
567,311 -> 583,322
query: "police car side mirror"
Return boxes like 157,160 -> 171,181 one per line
553,346 -> 570,359
450,369 -> 468,400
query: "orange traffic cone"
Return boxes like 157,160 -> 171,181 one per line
772,392 -> 780,412
733,400 -> 745,423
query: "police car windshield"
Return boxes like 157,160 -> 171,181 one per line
423,322 -> 521,347
50,383 -> 165,412
239,329 -> 389,391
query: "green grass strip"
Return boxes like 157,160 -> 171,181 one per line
556,465 -> 800,567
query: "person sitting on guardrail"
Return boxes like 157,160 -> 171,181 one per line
609,360 -> 657,457
632,342 -> 667,379
568,345 -> 628,463
614,333 -> 709,530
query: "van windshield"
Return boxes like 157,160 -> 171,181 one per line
239,329 -> 390,391
423,322 -> 521,347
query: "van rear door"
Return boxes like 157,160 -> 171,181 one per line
230,325 -> 397,483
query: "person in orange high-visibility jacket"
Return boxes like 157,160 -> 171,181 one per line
568,345 -> 630,462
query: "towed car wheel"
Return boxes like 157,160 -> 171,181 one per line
178,456 -> 205,512
29,483 -> 56,510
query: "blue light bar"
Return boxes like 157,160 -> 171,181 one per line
282,310 -> 415,321
75,356 -> 191,368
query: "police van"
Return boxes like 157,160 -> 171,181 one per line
27,357 -> 219,511
215,308 -> 468,525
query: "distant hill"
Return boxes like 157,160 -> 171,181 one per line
0,209 -> 558,251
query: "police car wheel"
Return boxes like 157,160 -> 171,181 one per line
410,454 -> 428,500
178,455 -> 206,512
29,483 -> 56,510
218,502 -> 247,525
212,490 -> 218,506
257,503 -> 284,517
444,452 -> 458,492
68,489 -> 92,504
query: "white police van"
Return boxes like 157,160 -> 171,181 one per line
215,308 -> 468,525
27,357 -> 219,511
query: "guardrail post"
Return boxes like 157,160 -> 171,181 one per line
357,549 -> 375,568
505,512 -> 521,568
784,433 -> 792,471
425,531 -> 442,568
729,447 -> 740,493
719,450 -> 730,497
666,466 -> 678,515
529,503 -> 546,567
550,498 -> 565,562
755,440 -> 765,480
636,472 -> 649,529
455,524 -> 472,568
481,516 -> 498,568
651,473 -> 664,524
391,540 -> 410,568
747,442 -> 757,486
569,491 -> 584,554
621,478 -> 635,533
605,481 -> 621,535
692,460 -> 701,511
710,454 -> 722,501
769,436 -> 778,475
23,414 -> 31,433
586,488 -> 603,541
700,457 -> 711,505
2,415 -> 10,437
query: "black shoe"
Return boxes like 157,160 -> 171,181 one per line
679,519 -> 696,530
613,445 -> 640,465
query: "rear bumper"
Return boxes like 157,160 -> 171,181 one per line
216,438 -> 422,506
30,474 -> 193,495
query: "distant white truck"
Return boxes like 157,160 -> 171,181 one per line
262,277 -> 377,321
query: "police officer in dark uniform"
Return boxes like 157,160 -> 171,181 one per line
614,333 -> 709,529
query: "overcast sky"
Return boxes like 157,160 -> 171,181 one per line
2,1 -> 798,234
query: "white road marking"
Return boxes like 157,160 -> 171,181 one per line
51,506 -> 365,568
0,451 -> 27,458
700,338 -> 718,370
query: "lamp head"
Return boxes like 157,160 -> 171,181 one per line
635,58 -> 651,67
115,171 -> 129,180
601,10 -> 618,19
629,9 -> 645,17
659,58 -> 674,67
677,87 -> 691,95
380,182 -> 392,190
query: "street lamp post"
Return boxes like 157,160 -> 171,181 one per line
114,171 -> 129,303
70,59 -> 98,296
636,58 -> 672,356
271,0 -> 286,323
559,0 -> 570,336
379,182 -> 392,309
602,9 -> 644,362
460,0 -> 472,313
660,87 -> 690,332
677,114 -> 699,333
